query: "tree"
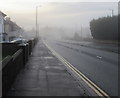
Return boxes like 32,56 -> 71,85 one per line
90,16 -> 118,40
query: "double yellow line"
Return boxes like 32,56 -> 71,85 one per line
43,41 -> 110,98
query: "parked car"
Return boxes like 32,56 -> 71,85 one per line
0,41 -> 10,43
11,38 -> 28,44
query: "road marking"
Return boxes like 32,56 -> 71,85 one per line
96,56 -> 102,59
43,41 -> 110,98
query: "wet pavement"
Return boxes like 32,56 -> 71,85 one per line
46,39 -> 118,96
7,41 -> 87,96
59,40 -> 119,54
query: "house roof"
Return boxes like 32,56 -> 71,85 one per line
0,11 -> 7,17
4,19 -> 21,30
4,19 -> 14,25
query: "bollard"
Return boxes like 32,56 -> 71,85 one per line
31,38 -> 34,49
28,40 -> 32,55
26,43 -> 29,61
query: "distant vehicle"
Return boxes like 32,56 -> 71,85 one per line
11,38 -> 28,44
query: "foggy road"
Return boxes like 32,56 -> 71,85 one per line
45,39 -> 118,96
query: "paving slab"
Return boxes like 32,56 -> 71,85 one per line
7,41 -> 88,96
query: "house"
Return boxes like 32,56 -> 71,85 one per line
0,11 -> 8,41
0,11 -> 6,33
4,17 -> 21,41
0,11 -> 22,42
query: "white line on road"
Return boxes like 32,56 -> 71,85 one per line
96,56 -> 102,59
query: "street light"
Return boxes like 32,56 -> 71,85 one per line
36,5 -> 41,38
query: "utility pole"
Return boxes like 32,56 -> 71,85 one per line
109,9 -> 114,17
81,25 -> 83,40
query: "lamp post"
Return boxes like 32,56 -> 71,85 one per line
36,5 -> 41,38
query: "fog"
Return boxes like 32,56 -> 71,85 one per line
0,1 -> 118,40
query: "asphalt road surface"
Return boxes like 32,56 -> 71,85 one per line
45,39 -> 118,96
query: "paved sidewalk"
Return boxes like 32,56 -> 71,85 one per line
7,40 -> 87,96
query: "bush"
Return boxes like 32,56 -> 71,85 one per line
90,16 -> 118,40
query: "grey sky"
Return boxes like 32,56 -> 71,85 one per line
0,1 -> 118,30
38,2 -> 118,29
